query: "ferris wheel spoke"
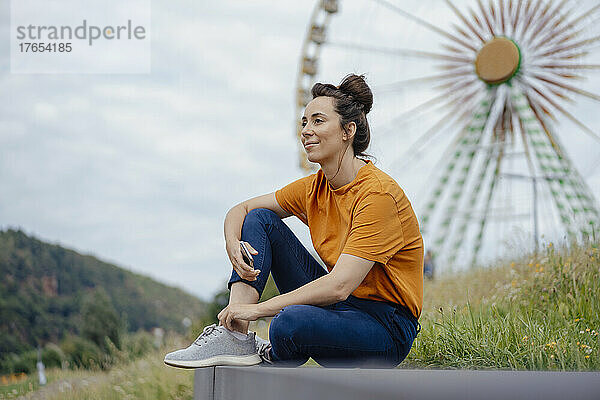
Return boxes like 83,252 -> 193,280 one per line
522,0 -> 555,44
530,78 -> 578,104
372,0 -> 479,52
525,78 -> 600,143
476,0 -> 497,36
385,95 -> 482,171
325,41 -> 473,63
499,0 -> 507,34
525,0 -> 569,46
442,43 -> 473,57
521,0 -> 547,42
373,71 -> 472,93
543,51 -> 590,61
451,23 -> 481,45
534,70 -> 585,82
535,35 -> 600,59
444,0 -> 486,43
517,0 -> 545,43
375,87 -> 480,145
532,73 -> 600,102
435,62 -> 475,71
520,88 -> 558,123
468,6 -> 488,38
488,0 -> 498,28
513,0 -> 532,40
530,3 -> 577,50
531,63 -> 600,71
378,81 -> 481,130
510,0 -> 524,37
533,4 -> 600,53
433,77 -> 479,91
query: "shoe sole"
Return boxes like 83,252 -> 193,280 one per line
164,354 -> 262,369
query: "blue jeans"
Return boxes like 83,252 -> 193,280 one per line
228,208 -> 420,368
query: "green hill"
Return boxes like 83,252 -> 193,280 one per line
0,228 -> 206,359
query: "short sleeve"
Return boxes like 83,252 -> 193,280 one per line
342,193 -> 405,264
274,175 -> 312,221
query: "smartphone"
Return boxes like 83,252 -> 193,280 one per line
240,241 -> 254,268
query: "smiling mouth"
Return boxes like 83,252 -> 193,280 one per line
304,143 -> 318,149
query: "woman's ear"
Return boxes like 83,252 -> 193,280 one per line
344,122 -> 357,140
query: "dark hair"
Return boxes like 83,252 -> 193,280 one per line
311,73 -> 374,160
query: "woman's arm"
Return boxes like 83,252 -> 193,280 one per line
224,192 -> 291,247
218,254 -> 375,329
258,254 -> 374,315
224,193 -> 291,282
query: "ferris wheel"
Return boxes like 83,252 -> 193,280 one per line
295,0 -> 600,271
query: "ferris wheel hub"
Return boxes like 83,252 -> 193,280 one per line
475,37 -> 521,85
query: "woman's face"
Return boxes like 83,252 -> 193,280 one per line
300,96 -> 346,164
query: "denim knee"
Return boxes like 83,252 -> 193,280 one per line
269,306 -> 311,364
269,305 -> 304,343
243,207 -> 279,229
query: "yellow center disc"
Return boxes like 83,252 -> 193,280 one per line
475,37 -> 520,84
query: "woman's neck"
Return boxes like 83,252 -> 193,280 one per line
322,151 -> 367,190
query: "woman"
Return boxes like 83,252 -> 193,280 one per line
164,74 -> 423,369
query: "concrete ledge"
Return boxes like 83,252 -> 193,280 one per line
194,366 -> 600,400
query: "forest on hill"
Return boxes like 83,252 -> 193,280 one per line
0,229 -> 207,373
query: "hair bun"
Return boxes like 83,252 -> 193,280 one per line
337,74 -> 373,114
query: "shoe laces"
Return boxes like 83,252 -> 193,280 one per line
193,324 -> 221,346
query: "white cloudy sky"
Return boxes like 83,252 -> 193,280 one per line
1,0 -> 599,301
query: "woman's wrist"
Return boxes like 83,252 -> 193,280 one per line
224,205 -> 246,248
257,296 -> 284,318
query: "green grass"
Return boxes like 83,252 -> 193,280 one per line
408,240 -> 599,370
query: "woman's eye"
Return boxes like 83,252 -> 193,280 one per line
315,118 -> 323,123
301,121 -> 307,127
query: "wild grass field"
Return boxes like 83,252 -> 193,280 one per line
3,239 -> 598,399
409,239 -> 599,370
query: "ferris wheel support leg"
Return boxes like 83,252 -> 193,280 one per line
470,144 -> 505,268
548,132 -> 600,241
430,95 -> 496,271
446,132 -> 499,268
448,85 -> 510,268
524,94 -> 600,241
511,87 -> 579,244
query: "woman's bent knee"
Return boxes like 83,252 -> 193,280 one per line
269,305 -> 312,345
245,208 -> 278,223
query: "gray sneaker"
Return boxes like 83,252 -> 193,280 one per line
164,324 -> 261,368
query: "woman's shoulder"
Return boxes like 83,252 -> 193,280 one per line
359,162 -> 407,202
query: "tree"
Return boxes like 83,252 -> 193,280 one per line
80,288 -> 123,351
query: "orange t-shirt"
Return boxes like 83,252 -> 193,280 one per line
275,159 -> 424,319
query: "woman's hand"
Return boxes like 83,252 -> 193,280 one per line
217,303 -> 263,331
225,240 -> 260,281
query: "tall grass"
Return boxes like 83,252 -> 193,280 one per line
408,240 -> 599,370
